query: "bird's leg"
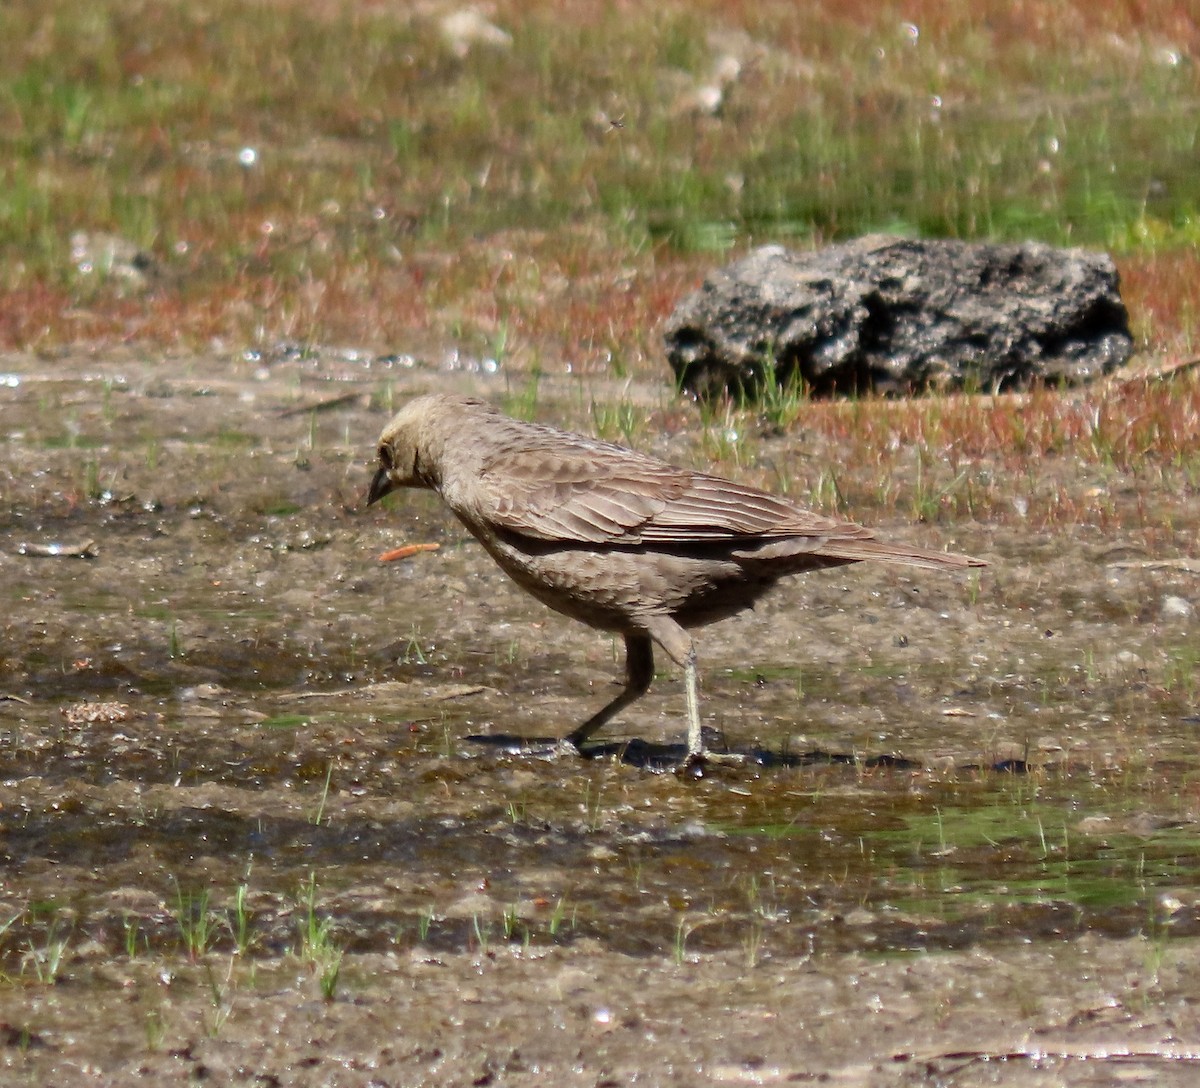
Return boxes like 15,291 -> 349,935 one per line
643,615 -> 745,766
682,650 -> 702,760
641,616 -> 705,759
561,632 -> 654,753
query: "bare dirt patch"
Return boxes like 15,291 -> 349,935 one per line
1,348 -> 1199,1085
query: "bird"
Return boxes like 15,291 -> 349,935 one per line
367,393 -> 985,763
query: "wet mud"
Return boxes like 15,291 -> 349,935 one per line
1,348 -> 1199,1085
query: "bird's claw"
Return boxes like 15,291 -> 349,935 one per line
555,737 -> 587,759
700,750 -> 747,766
677,749 -> 747,777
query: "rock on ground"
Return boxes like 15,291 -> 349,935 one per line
664,235 -> 1133,399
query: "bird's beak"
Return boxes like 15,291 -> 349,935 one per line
366,464 -> 396,506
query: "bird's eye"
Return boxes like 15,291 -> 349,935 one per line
378,444 -> 393,469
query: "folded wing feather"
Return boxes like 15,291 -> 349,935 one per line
479,435 -> 875,547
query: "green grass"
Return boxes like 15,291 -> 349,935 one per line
1,0 -> 1199,358
295,873 -> 343,1001
256,714 -> 311,729
228,879 -> 257,956
22,919 -> 69,985
173,883 -> 220,962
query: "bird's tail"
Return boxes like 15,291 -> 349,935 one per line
817,538 -> 986,570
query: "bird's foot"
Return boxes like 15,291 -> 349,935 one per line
700,750 -> 748,766
677,749 -> 747,777
555,737 -> 590,759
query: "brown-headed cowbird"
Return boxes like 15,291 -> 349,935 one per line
368,394 -> 984,760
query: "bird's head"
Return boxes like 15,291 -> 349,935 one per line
367,394 -> 480,505
368,402 -> 428,505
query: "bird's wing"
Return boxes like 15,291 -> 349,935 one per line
637,472 -> 877,543
478,428 -> 873,546
480,434 -> 687,542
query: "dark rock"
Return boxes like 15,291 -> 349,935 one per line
664,236 -> 1133,399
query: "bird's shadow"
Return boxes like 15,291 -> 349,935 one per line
464,732 -> 1029,774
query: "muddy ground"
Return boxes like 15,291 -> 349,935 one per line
1,347 -> 1199,1085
